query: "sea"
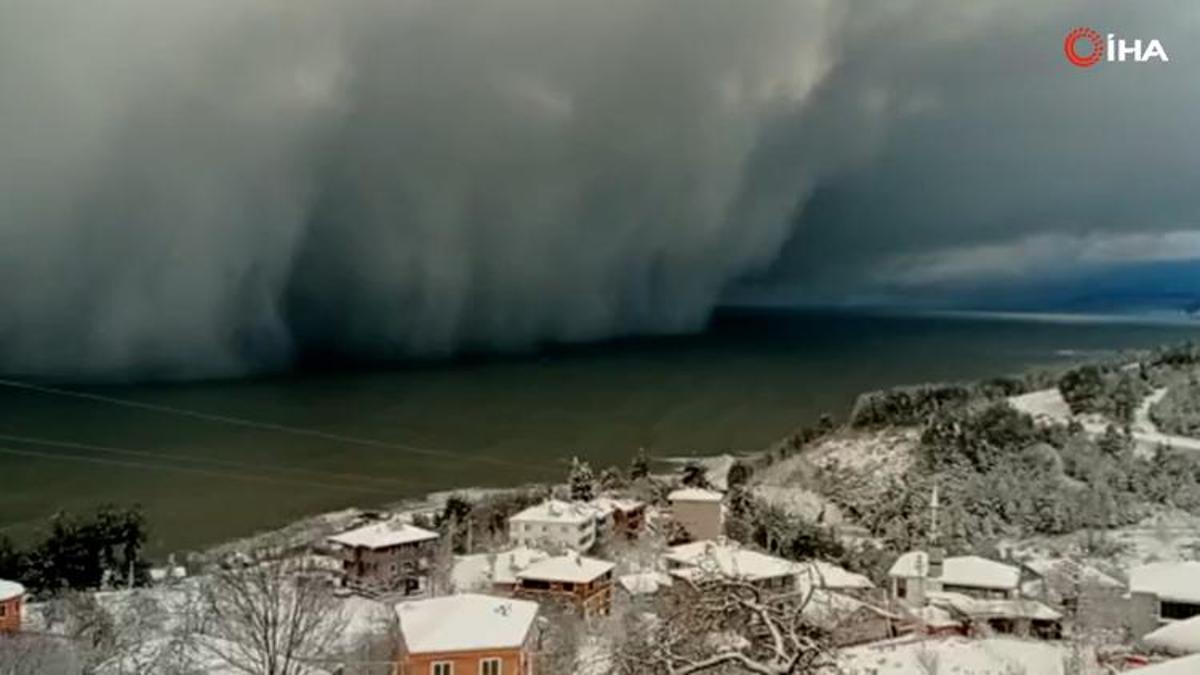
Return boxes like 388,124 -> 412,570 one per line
0,308 -> 1196,555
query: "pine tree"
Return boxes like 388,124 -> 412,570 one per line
568,457 -> 596,502
629,448 -> 650,481
598,466 -> 624,492
680,461 -> 709,488
727,460 -> 751,489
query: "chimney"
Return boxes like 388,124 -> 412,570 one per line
927,548 -> 944,579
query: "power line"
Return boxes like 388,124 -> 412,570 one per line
0,378 -> 556,475
0,445 -> 402,495
0,432 -> 414,488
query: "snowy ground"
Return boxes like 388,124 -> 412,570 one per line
1012,508 -> 1200,571
836,636 -> 1069,675
661,453 -> 739,491
1009,387 -> 1200,456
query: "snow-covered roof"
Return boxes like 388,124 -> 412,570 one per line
450,547 -> 552,588
0,579 -> 25,602
1135,654 -> 1200,675
1022,558 -> 1123,589
327,520 -> 438,550
148,566 -> 188,582
801,589 -> 897,626
907,604 -> 961,629
1144,615 -> 1200,655
808,560 -> 874,590
667,540 -> 799,582
617,572 -> 673,596
516,554 -> 614,584
97,635 -> 331,675
667,488 -> 723,503
839,636 -> 1067,674
889,552 -> 1019,590
395,594 -> 538,655
590,496 -> 644,513
509,499 -> 599,525
889,551 -> 930,578
928,592 -> 1062,621
1130,561 -> 1200,604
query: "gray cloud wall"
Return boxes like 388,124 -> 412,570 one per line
1,0 -> 1196,379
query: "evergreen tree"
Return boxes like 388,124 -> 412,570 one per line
598,466 -> 624,492
680,461 -> 709,488
629,448 -> 650,481
726,460 -> 751,489
568,457 -> 596,502
22,506 -> 149,594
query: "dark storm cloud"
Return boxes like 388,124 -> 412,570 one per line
1,0 -> 1197,379
744,0 -> 1200,301
0,0 -> 841,379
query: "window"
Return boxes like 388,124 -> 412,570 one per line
0,604 -> 6,617
1161,601 -> 1200,621
480,657 -> 502,675
432,662 -> 454,675
896,579 -> 907,599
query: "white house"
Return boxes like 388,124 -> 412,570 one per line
889,551 -> 1020,605
508,500 -> 601,552
665,539 -> 799,590
1129,561 -> 1200,636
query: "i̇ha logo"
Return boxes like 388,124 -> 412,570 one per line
1064,26 -> 1169,68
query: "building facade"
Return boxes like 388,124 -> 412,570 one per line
327,520 -> 439,597
667,489 -> 723,542
889,551 -> 1020,606
514,554 -> 615,618
394,594 -> 539,675
1128,561 -> 1200,638
508,500 -> 599,552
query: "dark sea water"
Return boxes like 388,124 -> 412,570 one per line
0,309 -> 1195,555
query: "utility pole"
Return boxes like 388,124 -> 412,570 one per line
928,482 -> 940,545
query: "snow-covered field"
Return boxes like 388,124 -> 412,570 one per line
837,636 -> 1068,675
1009,387 -> 1200,456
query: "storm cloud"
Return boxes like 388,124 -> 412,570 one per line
1,0 -> 1197,379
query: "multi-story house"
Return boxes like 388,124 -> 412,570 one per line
590,497 -> 646,539
394,594 -> 539,675
328,519 -> 439,597
508,500 -> 600,552
514,553 -> 615,617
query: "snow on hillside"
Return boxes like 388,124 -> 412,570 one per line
1009,387 -> 1200,456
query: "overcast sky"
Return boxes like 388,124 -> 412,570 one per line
741,0 -> 1200,304
0,0 -> 1197,378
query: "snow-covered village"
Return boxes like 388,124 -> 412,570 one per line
4,343 -> 1200,674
